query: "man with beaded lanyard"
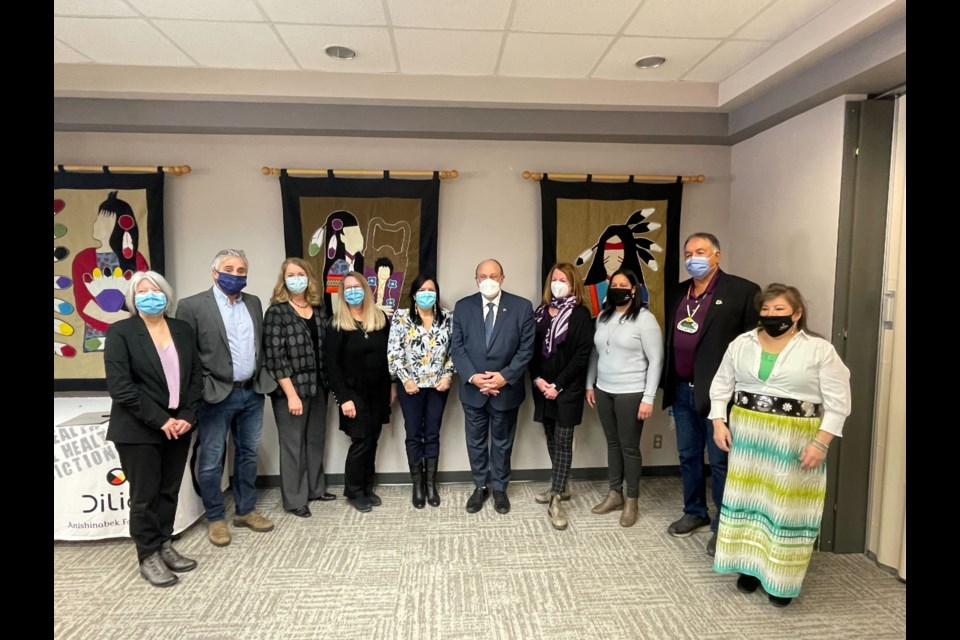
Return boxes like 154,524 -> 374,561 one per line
660,233 -> 760,557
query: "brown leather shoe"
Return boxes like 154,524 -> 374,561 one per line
591,489 -> 624,514
535,487 -> 571,504
233,511 -> 274,532
619,497 -> 639,527
207,520 -> 231,547
548,494 -> 568,531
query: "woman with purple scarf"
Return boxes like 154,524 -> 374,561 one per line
529,262 -> 595,531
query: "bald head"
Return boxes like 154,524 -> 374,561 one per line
475,259 -> 504,279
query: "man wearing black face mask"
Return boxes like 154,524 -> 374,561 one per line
177,249 -> 278,547
661,233 -> 760,557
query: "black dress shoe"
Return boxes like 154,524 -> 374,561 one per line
314,492 -> 337,501
366,492 -> 382,507
769,595 -> 793,607
465,487 -> 489,513
493,490 -> 510,514
348,496 -> 373,513
287,506 -> 312,518
736,574 -> 760,593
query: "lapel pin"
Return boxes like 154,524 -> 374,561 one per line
715,299 -> 723,305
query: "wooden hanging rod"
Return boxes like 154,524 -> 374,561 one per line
54,164 -> 192,176
522,171 -> 704,183
262,167 -> 459,179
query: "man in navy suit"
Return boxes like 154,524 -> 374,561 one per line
450,259 -> 535,515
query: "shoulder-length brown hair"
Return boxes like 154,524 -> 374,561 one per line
539,262 -> 588,308
270,257 -> 323,307
332,271 -> 386,332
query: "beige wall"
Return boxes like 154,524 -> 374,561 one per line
728,96 -> 850,332
54,132 -> 732,476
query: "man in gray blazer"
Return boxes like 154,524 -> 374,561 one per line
177,249 -> 278,547
450,259 -> 535,515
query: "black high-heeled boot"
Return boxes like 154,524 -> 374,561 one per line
425,458 -> 440,507
410,462 -> 426,509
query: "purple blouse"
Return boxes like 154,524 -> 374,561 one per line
156,342 -> 181,409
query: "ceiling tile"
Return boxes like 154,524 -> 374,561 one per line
592,36 -> 720,81
127,0 -> 263,21
156,20 -> 296,69
395,29 -> 502,76
736,0 -> 840,40
257,0 -> 387,26
510,0 -> 642,35
54,0 -> 137,17
682,39 -> 772,81
500,33 -> 613,78
625,0 -> 773,39
53,17 -> 197,66
277,25 -> 396,73
54,39 -> 92,63
386,0 -> 512,30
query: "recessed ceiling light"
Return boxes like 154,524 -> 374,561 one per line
635,56 -> 666,69
325,45 -> 357,61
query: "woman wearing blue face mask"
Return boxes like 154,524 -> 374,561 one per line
387,274 -> 455,509
323,271 -> 395,512
104,271 -> 203,588
263,258 -> 335,518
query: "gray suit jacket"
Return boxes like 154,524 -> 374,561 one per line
176,287 -> 277,403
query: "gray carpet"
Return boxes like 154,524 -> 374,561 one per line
53,477 -> 905,639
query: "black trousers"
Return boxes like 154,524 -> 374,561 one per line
114,436 -> 192,562
343,423 -> 383,499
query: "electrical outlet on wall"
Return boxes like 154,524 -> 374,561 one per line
653,434 -> 662,449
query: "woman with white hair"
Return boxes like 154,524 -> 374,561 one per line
104,271 -> 203,588
323,271 -> 395,512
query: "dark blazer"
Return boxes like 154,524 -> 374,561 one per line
176,288 -> 277,403
450,291 -> 536,411
529,304 -> 595,426
105,315 -> 203,444
263,302 -> 329,398
661,270 -> 760,416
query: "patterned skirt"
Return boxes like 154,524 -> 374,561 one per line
713,405 -> 827,598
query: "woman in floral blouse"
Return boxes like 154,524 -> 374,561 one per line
387,273 -> 455,509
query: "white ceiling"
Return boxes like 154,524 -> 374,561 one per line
53,0 -> 906,111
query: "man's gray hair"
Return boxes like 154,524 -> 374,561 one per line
211,249 -> 248,272
683,233 -> 721,252
125,270 -> 175,316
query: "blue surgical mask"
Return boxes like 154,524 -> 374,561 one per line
285,275 -> 308,294
684,256 -> 712,278
415,291 -> 437,309
216,272 -> 247,296
135,291 -> 167,316
343,287 -> 365,306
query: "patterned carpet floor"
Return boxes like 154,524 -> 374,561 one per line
54,477 -> 905,639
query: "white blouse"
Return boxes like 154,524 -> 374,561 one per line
708,329 -> 852,436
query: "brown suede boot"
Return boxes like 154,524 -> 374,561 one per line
591,489 -> 624,514
619,497 -> 639,527
548,494 -> 568,531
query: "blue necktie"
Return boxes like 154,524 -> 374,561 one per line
484,302 -> 495,347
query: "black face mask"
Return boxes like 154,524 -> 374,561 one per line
607,288 -> 633,308
760,315 -> 795,337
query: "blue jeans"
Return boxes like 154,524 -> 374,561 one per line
196,387 -> 265,521
397,385 -> 449,465
673,381 -> 726,532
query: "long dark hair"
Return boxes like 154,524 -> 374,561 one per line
598,268 -> 645,324
98,191 -> 139,273
757,283 -> 819,336
322,210 -> 365,283
406,272 -> 445,326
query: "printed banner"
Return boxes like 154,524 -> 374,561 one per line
279,171 -> 440,312
53,170 -> 165,391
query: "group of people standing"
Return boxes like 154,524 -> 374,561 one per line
104,233 -> 850,608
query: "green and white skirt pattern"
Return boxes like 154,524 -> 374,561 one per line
713,405 -> 827,598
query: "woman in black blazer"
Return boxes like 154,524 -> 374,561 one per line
263,258 -> 335,518
104,271 -> 202,588
529,263 -> 595,531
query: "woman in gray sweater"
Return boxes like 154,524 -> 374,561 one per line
586,268 -> 663,527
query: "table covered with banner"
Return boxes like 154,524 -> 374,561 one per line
54,398 -> 205,541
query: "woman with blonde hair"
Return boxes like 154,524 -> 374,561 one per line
529,263 -> 595,530
323,271 -> 395,512
263,258 -> 335,518
710,283 -> 851,607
